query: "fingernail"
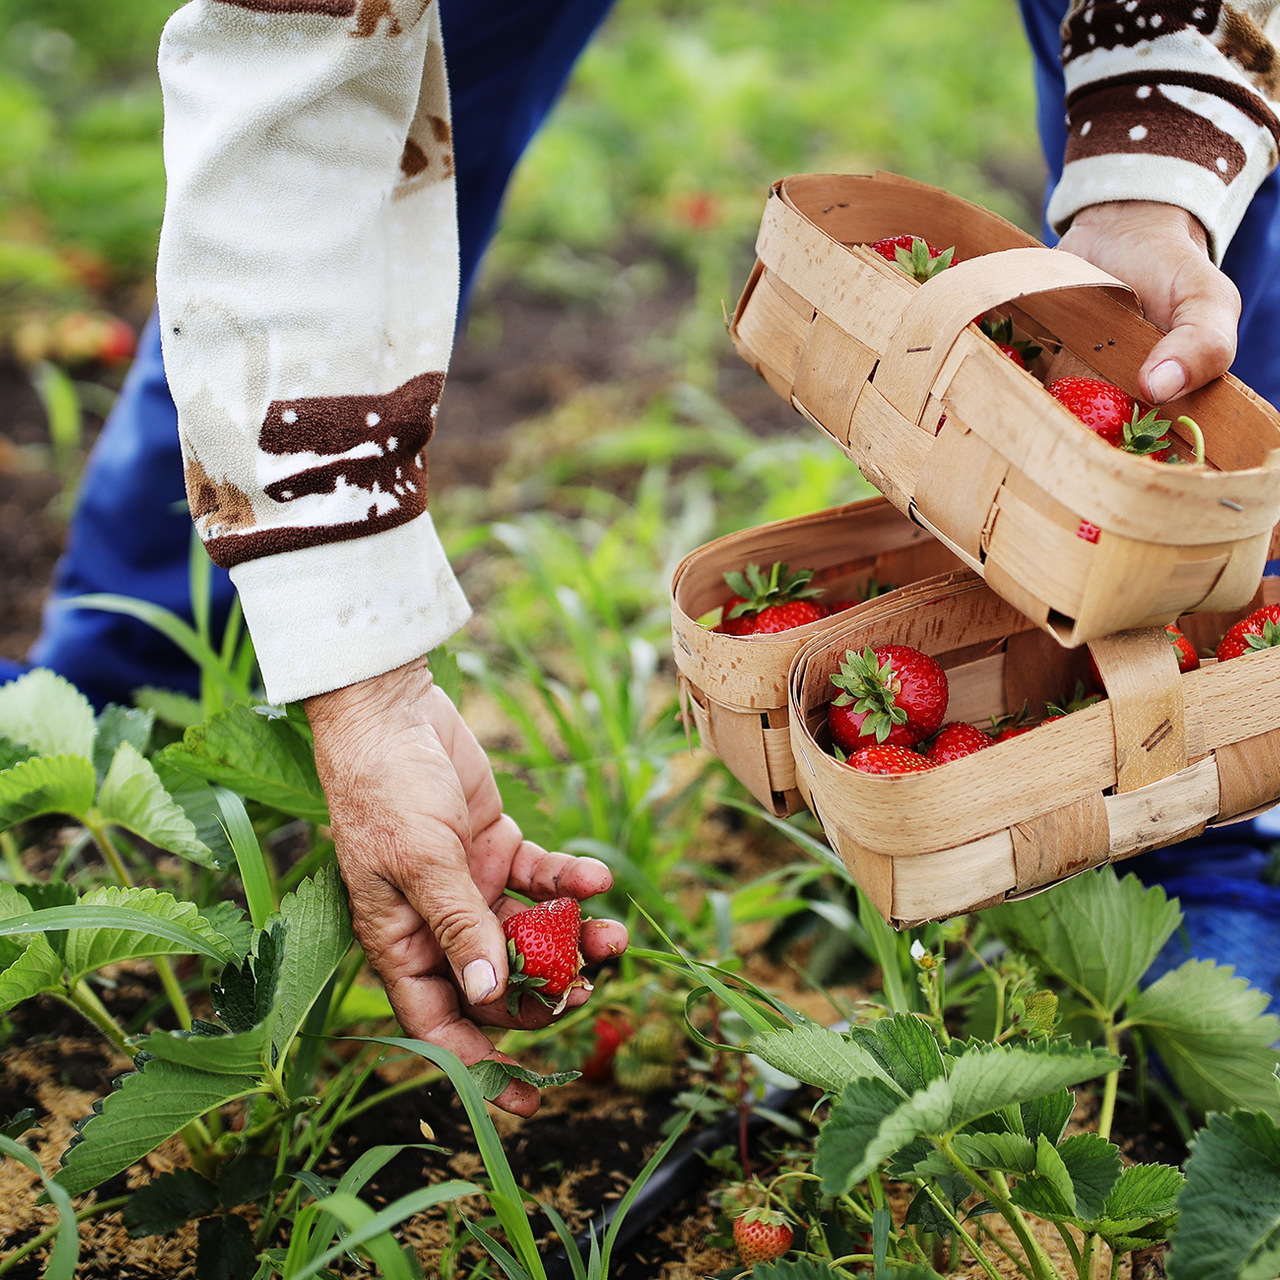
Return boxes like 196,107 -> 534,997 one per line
463,958 -> 497,1004
1148,360 -> 1186,404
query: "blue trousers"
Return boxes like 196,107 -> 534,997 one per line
21,0 -> 1280,707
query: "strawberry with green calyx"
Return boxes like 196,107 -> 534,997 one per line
869,234 -> 955,282
1215,604 -> 1280,661
1048,376 -> 1174,459
829,644 -> 949,749
733,1209 -> 794,1267
990,704 -> 1033,742
1044,679 -> 1102,721
1166,623 -> 1200,673
979,314 -> 1042,368
1119,405 -> 1176,460
714,561 -> 828,635
844,743 -> 936,774
925,721 -> 994,763
503,897 -> 589,1016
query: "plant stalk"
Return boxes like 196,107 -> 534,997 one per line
0,1194 -> 129,1276
916,1180 -> 1003,1280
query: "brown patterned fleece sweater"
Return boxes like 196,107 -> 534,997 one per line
154,0 -> 1280,705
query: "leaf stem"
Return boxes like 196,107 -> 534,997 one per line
916,1179 -> 1003,1280
1176,416 -> 1206,468
1096,1019 -> 1122,1144
0,1194 -> 129,1276
0,831 -> 30,884
58,984 -> 130,1057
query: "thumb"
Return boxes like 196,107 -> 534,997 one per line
404,824 -> 510,1006
1138,257 -> 1240,404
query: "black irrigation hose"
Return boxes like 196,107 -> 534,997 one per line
543,1077 -> 806,1279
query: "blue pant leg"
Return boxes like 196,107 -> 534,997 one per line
27,0 -> 616,707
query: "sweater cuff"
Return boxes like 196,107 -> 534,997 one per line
231,511 -> 471,705
1048,82 -> 1279,265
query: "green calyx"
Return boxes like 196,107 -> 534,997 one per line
1046,678 -> 1102,718
979,314 -> 1042,362
1244,620 -> 1280,653
1121,406 -> 1174,457
830,646 -> 908,743
894,238 -> 955,283
505,937 -> 551,1018
722,561 -> 822,619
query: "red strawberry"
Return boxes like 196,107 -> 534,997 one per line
980,315 -> 1041,368
925,721 -> 993,763
990,706 -> 1033,742
1166,623 -> 1200,673
1046,377 -> 1173,460
1215,604 -> 1280,661
580,1012 -> 633,1083
503,897 -> 587,1015
829,644 -> 949,750
844,744 -> 936,774
868,234 -> 955,282
715,562 -> 827,635
733,1210 -> 794,1266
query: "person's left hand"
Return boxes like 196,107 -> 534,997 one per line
1056,200 -> 1241,403
305,655 -> 628,1116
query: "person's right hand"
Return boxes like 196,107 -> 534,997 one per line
305,655 -> 628,1117
1056,200 -> 1241,403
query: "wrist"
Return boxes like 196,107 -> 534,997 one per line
1068,201 -> 1209,253
304,655 -> 435,735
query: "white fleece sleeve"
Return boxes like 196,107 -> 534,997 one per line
1049,0 -> 1280,263
156,0 -> 471,705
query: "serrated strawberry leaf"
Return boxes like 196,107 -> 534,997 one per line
0,754 -> 97,831
0,669 -> 95,759
92,705 -> 154,780
1167,1110 -> 1280,1280
848,1012 -> 946,1094
750,1023 -> 896,1096
123,1168 -> 220,1237
55,1060 -> 263,1197
468,1059 -> 581,1101
1126,959 -> 1280,1117
212,921 -> 284,1035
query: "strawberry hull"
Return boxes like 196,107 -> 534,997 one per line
730,171 -> 1280,646
670,497 -> 961,815
788,570 -> 1280,927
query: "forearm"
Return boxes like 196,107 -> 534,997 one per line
156,0 -> 469,704
1050,0 -> 1280,262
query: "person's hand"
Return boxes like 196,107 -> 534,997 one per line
1056,201 -> 1241,403
304,655 -> 628,1117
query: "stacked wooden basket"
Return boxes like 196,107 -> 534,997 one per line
671,170 -> 1280,926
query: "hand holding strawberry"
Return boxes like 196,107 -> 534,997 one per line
504,896 -> 588,1015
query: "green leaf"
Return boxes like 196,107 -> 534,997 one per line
196,1212 -> 256,1280
815,1074 -> 949,1193
1127,959 -> 1280,1116
1020,1088 -> 1074,1148
742,1261 -> 847,1280
0,1107 -> 37,1140
1097,1162 -> 1183,1238
147,761 -> 236,870
134,1023 -> 270,1076
1010,1136 -> 1077,1220
124,1168 -> 220,1237
157,704 -> 327,823
97,742 -> 219,866
212,923 -> 284,1035
0,1132 -> 79,1280
849,1012 -> 946,1094
135,686 -> 203,730
0,669 -> 95,759
93,705 -> 154,779
989,867 -> 1181,1016
751,1024 -> 896,1095
61,886 -> 239,981
1057,1132 -> 1122,1222
946,1042 -> 1119,1130
0,881 -> 65,1011
0,753 -> 97,830
216,1153 -> 277,1208
468,1058 -> 581,1101
56,1060 -> 262,1197
198,901 -> 254,962
1168,1110 -> 1280,1280
955,1131 -> 1038,1175
0,732 -> 35,773
268,865 -> 353,1059
426,645 -> 464,706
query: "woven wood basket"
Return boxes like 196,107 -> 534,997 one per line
787,569 -> 1280,926
671,498 -> 961,816
730,171 -> 1280,645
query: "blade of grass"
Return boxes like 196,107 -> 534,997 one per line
215,786 -> 276,928
0,1133 -> 79,1280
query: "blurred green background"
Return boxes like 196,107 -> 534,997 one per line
0,0 -> 1042,349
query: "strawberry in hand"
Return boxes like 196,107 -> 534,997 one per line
714,562 -> 828,635
868,234 -> 955,282
829,644 -> 949,750
503,896 -> 589,1016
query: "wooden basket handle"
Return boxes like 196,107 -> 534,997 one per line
874,248 -> 1136,426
